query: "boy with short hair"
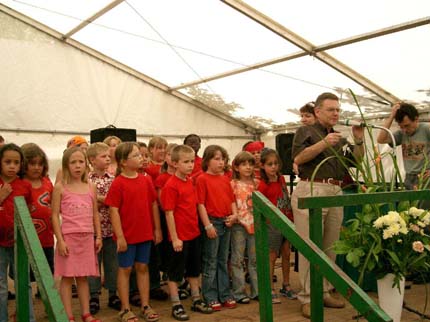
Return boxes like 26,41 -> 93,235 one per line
161,145 -> 213,321
86,142 -> 120,313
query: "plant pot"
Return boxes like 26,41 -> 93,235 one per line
377,273 -> 405,322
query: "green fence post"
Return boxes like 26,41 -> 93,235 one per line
309,208 -> 324,322
254,207 -> 273,322
14,196 -> 69,322
14,226 -> 30,322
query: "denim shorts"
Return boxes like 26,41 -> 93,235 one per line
118,241 -> 151,268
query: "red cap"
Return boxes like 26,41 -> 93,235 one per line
244,141 -> 264,153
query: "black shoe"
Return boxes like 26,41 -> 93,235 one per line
108,295 -> 121,311
178,288 -> 189,300
129,291 -> 141,307
172,304 -> 189,321
150,287 -> 168,301
191,299 -> 213,314
89,297 -> 100,315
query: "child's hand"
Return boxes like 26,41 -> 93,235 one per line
95,238 -> 102,253
206,225 -> 217,239
154,228 -> 162,245
116,236 -> 127,253
0,183 -> 12,203
225,214 -> 237,227
172,239 -> 183,252
57,240 -> 69,257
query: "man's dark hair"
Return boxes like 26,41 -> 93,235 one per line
315,92 -> 339,108
395,103 -> 418,123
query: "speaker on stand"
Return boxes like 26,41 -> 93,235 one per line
90,125 -> 137,143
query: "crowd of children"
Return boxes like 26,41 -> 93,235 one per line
0,106 -> 317,322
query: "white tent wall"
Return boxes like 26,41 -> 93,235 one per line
1,11 -> 254,179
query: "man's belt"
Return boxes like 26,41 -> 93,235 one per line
301,177 -> 343,186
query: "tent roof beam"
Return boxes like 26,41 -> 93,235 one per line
221,0 -> 400,103
63,0 -> 125,39
170,16 -> 429,93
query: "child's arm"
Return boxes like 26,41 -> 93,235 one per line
198,204 -> 217,239
225,202 -> 238,227
110,207 -> 127,252
152,201 -> 162,245
51,183 -> 68,256
165,210 -> 182,252
91,184 -> 102,253
0,183 -> 12,205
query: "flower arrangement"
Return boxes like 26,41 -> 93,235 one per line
329,90 -> 430,289
333,202 -> 430,288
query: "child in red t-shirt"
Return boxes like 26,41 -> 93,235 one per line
105,142 -> 162,322
146,137 -> 168,183
183,134 -> 202,177
21,143 -> 54,285
259,149 -> 297,303
196,145 -> 238,311
0,143 -> 33,322
161,145 -> 213,320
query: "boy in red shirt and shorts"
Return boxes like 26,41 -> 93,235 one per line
161,145 -> 213,321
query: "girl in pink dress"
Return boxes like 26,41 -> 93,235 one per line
51,147 -> 102,322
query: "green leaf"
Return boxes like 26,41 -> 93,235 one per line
397,201 -> 410,212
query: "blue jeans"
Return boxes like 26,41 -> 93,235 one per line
0,246 -> 35,322
89,237 -> 118,297
230,224 -> 258,300
201,217 -> 232,303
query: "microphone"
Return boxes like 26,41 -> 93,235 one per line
338,119 -> 376,128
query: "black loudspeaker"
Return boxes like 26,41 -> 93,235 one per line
90,126 -> 136,143
276,133 -> 295,176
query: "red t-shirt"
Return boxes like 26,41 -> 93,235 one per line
191,155 -> 202,175
161,175 -> 200,241
154,172 -> 173,190
0,177 -> 32,247
196,172 -> 235,218
28,177 -> 54,247
258,175 -> 293,221
105,174 -> 156,244
146,163 -> 162,183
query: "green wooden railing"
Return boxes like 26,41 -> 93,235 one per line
14,196 -> 68,322
253,190 -> 430,322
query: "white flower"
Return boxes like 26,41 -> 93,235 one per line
373,217 -> 384,228
409,207 -> 425,218
418,221 -> 426,228
385,211 -> 400,225
383,224 -> 401,239
412,241 -> 425,253
422,213 -> 430,225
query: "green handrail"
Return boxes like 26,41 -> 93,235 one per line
253,190 -> 394,322
14,196 -> 68,322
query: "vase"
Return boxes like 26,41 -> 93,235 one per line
377,273 -> 405,322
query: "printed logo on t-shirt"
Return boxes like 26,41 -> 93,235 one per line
38,191 -> 51,207
402,142 -> 426,161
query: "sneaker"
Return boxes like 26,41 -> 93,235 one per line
222,298 -> 237,309
89,297 -> 99,315
191,299 -> 213,314
271,292 -> 281,304
172,304 -> 189,321
208,301 -> 222,311
280,284 -> 297,300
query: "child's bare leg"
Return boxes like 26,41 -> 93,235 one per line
269,251 -> 278,290
76,277 -> 90,316
117,267 -> 132,310
135,262 -> 149,308
188,277 -> 200,298
60,277 -> 74,318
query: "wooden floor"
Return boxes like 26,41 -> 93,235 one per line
8,263 -> 430,321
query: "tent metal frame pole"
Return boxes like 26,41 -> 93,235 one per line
221,0 -> 399,103
171,16 -> 430,91
62,0 -> 125,39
